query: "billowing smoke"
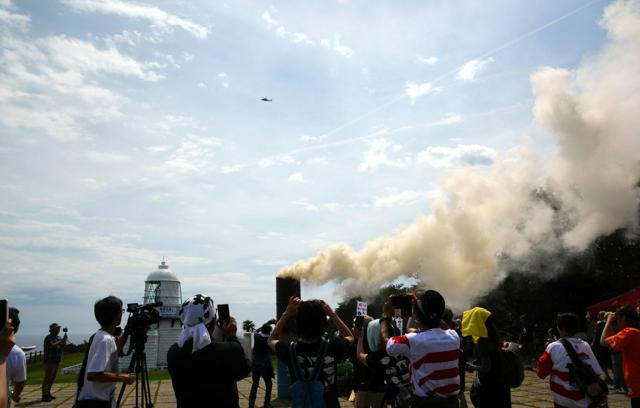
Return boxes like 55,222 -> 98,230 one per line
279,0 -> 640,309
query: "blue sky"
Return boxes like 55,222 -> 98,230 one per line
0,0 -> 629,336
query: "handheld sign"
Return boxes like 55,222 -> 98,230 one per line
356,301 -> 368,316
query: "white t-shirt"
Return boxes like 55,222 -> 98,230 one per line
78,329 -> 119,403
6,345 -> 26,408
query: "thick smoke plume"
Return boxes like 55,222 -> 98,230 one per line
279,0 -> 640,309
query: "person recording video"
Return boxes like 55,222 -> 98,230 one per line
74,296 -> 134,408
167,294 -> 251,408
41,322 -> 68,402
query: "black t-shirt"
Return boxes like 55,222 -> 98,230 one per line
167,338 -> 251,408
349,339 -> 372,392
362,350 -> 389,392
253,333 -> 271,360
275,337 -> 350,408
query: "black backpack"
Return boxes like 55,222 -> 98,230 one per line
560,339 -> 608,406
499,348 -> 524,388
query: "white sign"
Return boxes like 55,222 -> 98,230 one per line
356,301 -> 368,316
157,305 -> 179,318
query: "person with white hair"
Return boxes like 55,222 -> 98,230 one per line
167,294 -> 251,408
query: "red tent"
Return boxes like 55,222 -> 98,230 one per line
586,287 -> 640,316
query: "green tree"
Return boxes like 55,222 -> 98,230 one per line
242,319 -> 256,333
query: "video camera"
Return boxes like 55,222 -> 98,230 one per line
124,302 -> 162,335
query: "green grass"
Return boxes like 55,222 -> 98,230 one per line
25,353 -> 173,385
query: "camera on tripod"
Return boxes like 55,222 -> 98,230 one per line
122,302 -> 162,355
117,302 -> 162,408
124,302 -> 161,334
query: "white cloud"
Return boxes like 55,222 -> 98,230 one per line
261,11 -> 278,28
258,155 -> 297,168
291,200 -> 319,212
216,72 -> 229,87
292,32 -> 312,44
182,52 -> 194,63
85,151 -> 130,163
145,145 -> 172,153
320,37 -> 353,58
306,157 -> 329,165
60,0 -> 210,39
262,9 -> 353,57
0,32 -> 164,141
44,36 -> 164,81
262,10 -> 314,46
161,136 -> 220,175
300,134 -> 326,144
436,112 -> 463,125
288,172 -> 306,183
374,190 -> 437,207
456,57 -> 494,81
221,164 -> 246,174
417,144 -> 497,168
405,81 -> 433,103
197,82 -> 206,88
0,8 -> 30,30
419,56 -> 439,65
358,139 -> 411,173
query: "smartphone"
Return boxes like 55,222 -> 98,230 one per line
0,299 -> 8,331
217,304 -> 230,327
354,315 -> 364,330
391,295 -> 413,318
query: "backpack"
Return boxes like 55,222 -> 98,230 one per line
288,340 -> 329,408
560,339 -> 608,405
499,348 -> 524,388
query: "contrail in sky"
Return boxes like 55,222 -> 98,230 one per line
307,0 -> 604,143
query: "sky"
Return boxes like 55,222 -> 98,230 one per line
0,0 -> 626,337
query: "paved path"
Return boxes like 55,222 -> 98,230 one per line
14,371 -> 631,407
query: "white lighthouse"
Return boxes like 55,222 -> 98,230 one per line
120,259 -> 183,370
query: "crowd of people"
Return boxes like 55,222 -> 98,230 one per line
0,290 -> 638,408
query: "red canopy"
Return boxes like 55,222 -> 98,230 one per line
586,286 -> 640,316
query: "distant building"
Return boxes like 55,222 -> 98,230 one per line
120,259 -> 183,370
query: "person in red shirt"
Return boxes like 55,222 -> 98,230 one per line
600,305 -> 640,407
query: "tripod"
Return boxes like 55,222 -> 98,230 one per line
116,331 -> 154,408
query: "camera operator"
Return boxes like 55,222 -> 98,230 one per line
75,296 -> 134,408
167,294 -> 251,408
41,322 -> 68,402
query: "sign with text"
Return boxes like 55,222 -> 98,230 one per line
356,301 -> 368,316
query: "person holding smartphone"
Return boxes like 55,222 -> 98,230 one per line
41,322 -> 67,401
387,290 -> 461,408
167,294 -> 251,408
600,306 -> 640,406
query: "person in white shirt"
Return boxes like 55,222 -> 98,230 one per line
6,308 -> 25,407
76,296 -> 134,408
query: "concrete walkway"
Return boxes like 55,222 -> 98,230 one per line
14,371 -> 632,407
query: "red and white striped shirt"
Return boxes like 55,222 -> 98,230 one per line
536,337 -> 603,408
386,329 -> 460,398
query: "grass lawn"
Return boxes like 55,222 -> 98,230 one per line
25,353 -> 172,386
